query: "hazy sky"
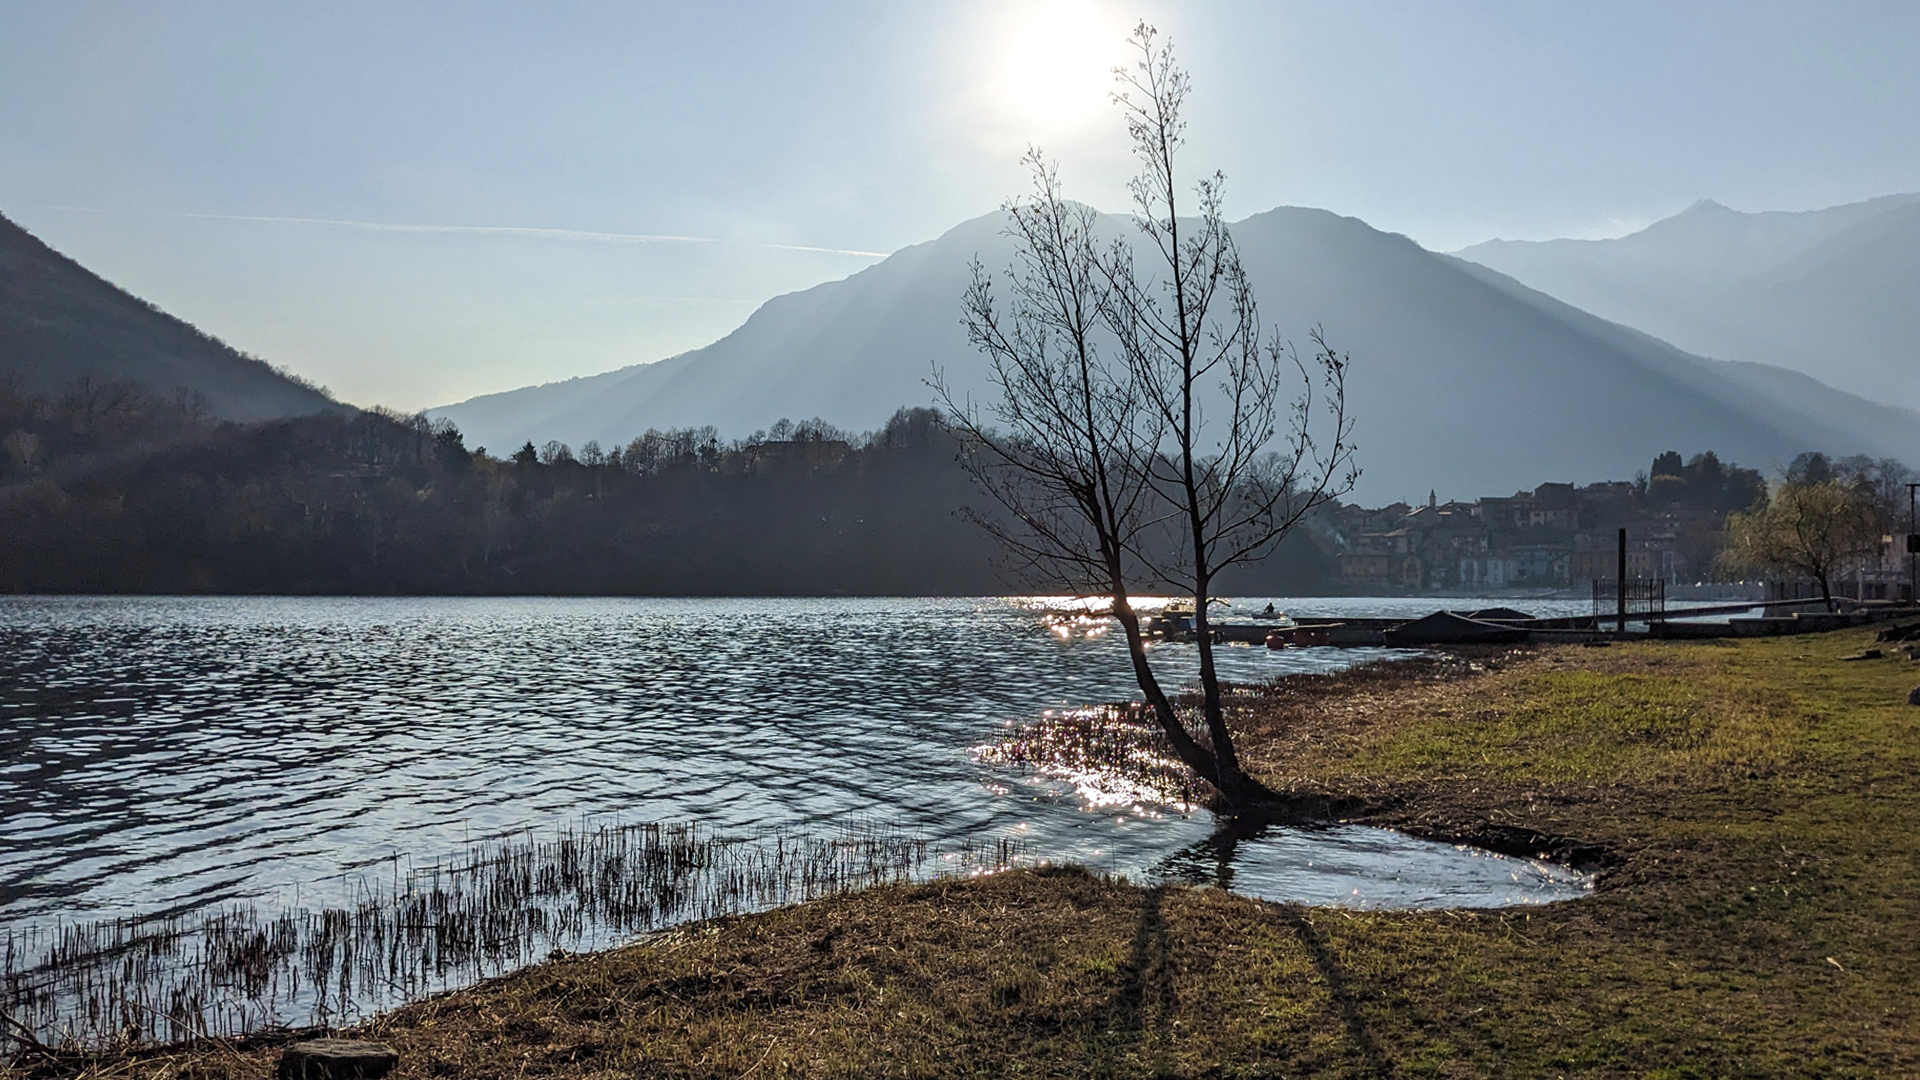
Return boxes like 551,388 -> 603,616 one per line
5,1 -> 1918,410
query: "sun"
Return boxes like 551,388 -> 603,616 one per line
994,0 -> 1126,135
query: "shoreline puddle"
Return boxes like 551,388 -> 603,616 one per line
980,703 -> 1597,910
1151,822 -> 1595,909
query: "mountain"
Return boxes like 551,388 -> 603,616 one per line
431,211 -> 1011,458
1456,194 -> 1920,411
0,211 -> 339,420
433,207 -> 1920,501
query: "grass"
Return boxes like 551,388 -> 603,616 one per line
9,627 -> 1919,1078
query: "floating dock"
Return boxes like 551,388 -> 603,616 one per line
1200,601 -> 1920,648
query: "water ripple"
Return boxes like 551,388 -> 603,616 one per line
0,595 -> 1597,924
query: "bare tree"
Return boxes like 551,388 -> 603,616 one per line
1722,477 -> 1883,610
936,151 -> 1224,797
1833,454 -> 1915,532
942,24 -> 1356,809
1100,24 -> 1356,805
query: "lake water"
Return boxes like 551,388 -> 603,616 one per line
0,595 -> 1599,934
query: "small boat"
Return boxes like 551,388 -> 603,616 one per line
1144,604 -> 1199,638
1144,597 -> 1254,641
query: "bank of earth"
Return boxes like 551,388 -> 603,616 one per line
16,628 -> 1919,1078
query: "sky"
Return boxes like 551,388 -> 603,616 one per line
4,1 -> 1918,411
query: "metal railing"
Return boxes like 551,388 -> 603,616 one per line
1592,577 -> 1666,627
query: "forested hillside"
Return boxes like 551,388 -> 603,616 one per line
0,212 -> 339,421
0,386 -> 1337,596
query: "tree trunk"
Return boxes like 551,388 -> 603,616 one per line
1188,581 -> 1245,788
1114,588 -> 1268,810
1109,594 -> 1223,792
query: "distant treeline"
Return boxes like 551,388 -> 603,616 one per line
1639,449 -> 1768,514
0,382 -> 1335,595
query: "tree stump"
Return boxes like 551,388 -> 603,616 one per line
278,1039 -> 399,1080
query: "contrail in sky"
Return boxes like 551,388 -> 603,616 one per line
46,206 -> 890,258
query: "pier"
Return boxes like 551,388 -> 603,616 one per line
1208,599 -> 1920,648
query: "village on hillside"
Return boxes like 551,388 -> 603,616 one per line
1329,451 -> 1915,599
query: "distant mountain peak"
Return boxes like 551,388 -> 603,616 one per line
1453,192 -> 1920,411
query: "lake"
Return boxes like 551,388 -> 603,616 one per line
0,595 -> 1600,933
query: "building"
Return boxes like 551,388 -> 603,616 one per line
1328,477 -> 1753,594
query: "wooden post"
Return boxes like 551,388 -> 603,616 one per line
1909,482 -> 1918,606
1616,527 -> 1628,633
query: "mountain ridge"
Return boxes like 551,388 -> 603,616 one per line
1455,193 -> 1920,409
433,204 -> 1919,501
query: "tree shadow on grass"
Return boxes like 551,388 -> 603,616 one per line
1281,906 -> 1396,1080
1104,884 -> 1175,1075
1152,819 -> 1399,1080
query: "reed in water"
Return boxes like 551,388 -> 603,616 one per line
2,821 -> 1022,1051
975,702 -> 1213,810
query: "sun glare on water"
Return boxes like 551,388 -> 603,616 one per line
994,0 -> 1127,134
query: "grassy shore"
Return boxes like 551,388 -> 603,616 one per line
13,627 -> 1919,1078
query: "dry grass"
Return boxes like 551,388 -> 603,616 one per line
11,628 -> 1920,1078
